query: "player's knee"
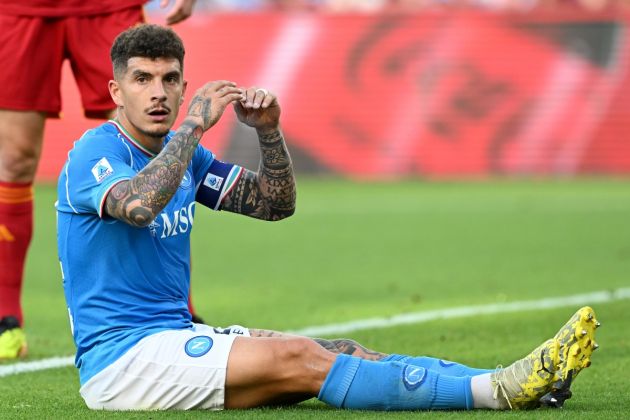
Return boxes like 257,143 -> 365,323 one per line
271,337 -> 332,385
274,337 -> 316,362
0,145 -> 40,181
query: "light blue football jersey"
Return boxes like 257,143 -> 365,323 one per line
56,121 -> 242,385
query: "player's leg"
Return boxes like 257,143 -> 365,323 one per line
0,110 -> 45,359
226,334 -> 475,410
0,12 -> 65,359
66,6 -> 145,120
242,307 -> 598,410
0,111 -> 45,183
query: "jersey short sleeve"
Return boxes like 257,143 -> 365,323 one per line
58,128 -> 136,217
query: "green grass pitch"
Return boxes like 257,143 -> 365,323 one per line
1,179 -> 629,419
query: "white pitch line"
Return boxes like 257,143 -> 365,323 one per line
2,287 -> 628,378
289,287 -> 630,336
0,356 -> 74,378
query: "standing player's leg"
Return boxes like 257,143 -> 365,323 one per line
0,12 -> 65,360
0,110 -> 45,359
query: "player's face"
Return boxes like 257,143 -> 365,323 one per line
110,57 -> 186,148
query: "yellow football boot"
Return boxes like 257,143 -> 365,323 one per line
0,316 -> 28,360
491,306 -> 598,409
540,306 -> 599,408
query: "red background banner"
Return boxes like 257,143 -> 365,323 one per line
38,11 -> 630,181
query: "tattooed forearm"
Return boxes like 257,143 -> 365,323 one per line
313,338 -> 388,361
221,129 -> 296,220
105,119 -> 204,227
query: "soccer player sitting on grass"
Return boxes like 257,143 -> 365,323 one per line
56,24 -> 599,411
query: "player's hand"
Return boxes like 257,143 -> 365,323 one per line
234,87 -> 281,132
160,0 -> 196,25
186,81 -> 244,131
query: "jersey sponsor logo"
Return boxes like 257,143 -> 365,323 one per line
402,365 -> 427,391
91,157 -> 114,183
180,171 -> 193,190
184,335 -> 213,357
158,202 -> 195,238
203,173 -> 224,191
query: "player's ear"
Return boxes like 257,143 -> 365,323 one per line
181,80 -> 188,104
109,80 -> 123,107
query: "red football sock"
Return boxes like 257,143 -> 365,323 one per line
0,181 -> 33,326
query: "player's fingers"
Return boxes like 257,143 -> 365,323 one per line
215,86 -> 244,100
165,0 -> 193,25
252,88 -> 269,109
221,92 -> 246,105
225,86 -> 245,96
211,80 -> 238,90
241,87 -> 269,109
166,12 -> 185,25
233,101 -> 245,114
260,91 -> 276,109
241,87 -> 258,108
199,81 -> 237,96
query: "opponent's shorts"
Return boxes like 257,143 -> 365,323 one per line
80,324 -> 250,411
0,7 -> 144,118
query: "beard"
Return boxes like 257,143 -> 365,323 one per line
142,128 -> 170,139
137,125 -> 171,140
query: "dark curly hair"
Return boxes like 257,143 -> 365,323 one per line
110,24 -> 185,78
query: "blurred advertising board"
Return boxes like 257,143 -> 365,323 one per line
39,11 -> 630,180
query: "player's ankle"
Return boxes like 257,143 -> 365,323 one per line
471,373 -> 506,410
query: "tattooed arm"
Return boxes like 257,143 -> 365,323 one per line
249,329 -> 388,361
105,120 -> 202,227
221,87 -> 296,221
105,81 -> 243,227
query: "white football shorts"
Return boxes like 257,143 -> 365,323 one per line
80,324 -> 250,410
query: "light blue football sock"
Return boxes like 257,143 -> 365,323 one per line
318,354 -> 473,411
380,354 -> 492,377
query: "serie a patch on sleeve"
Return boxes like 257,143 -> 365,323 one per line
91,157 -> 114,183
196,160 -> 243,210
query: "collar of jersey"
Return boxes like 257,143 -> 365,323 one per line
108,120 -> 158,158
